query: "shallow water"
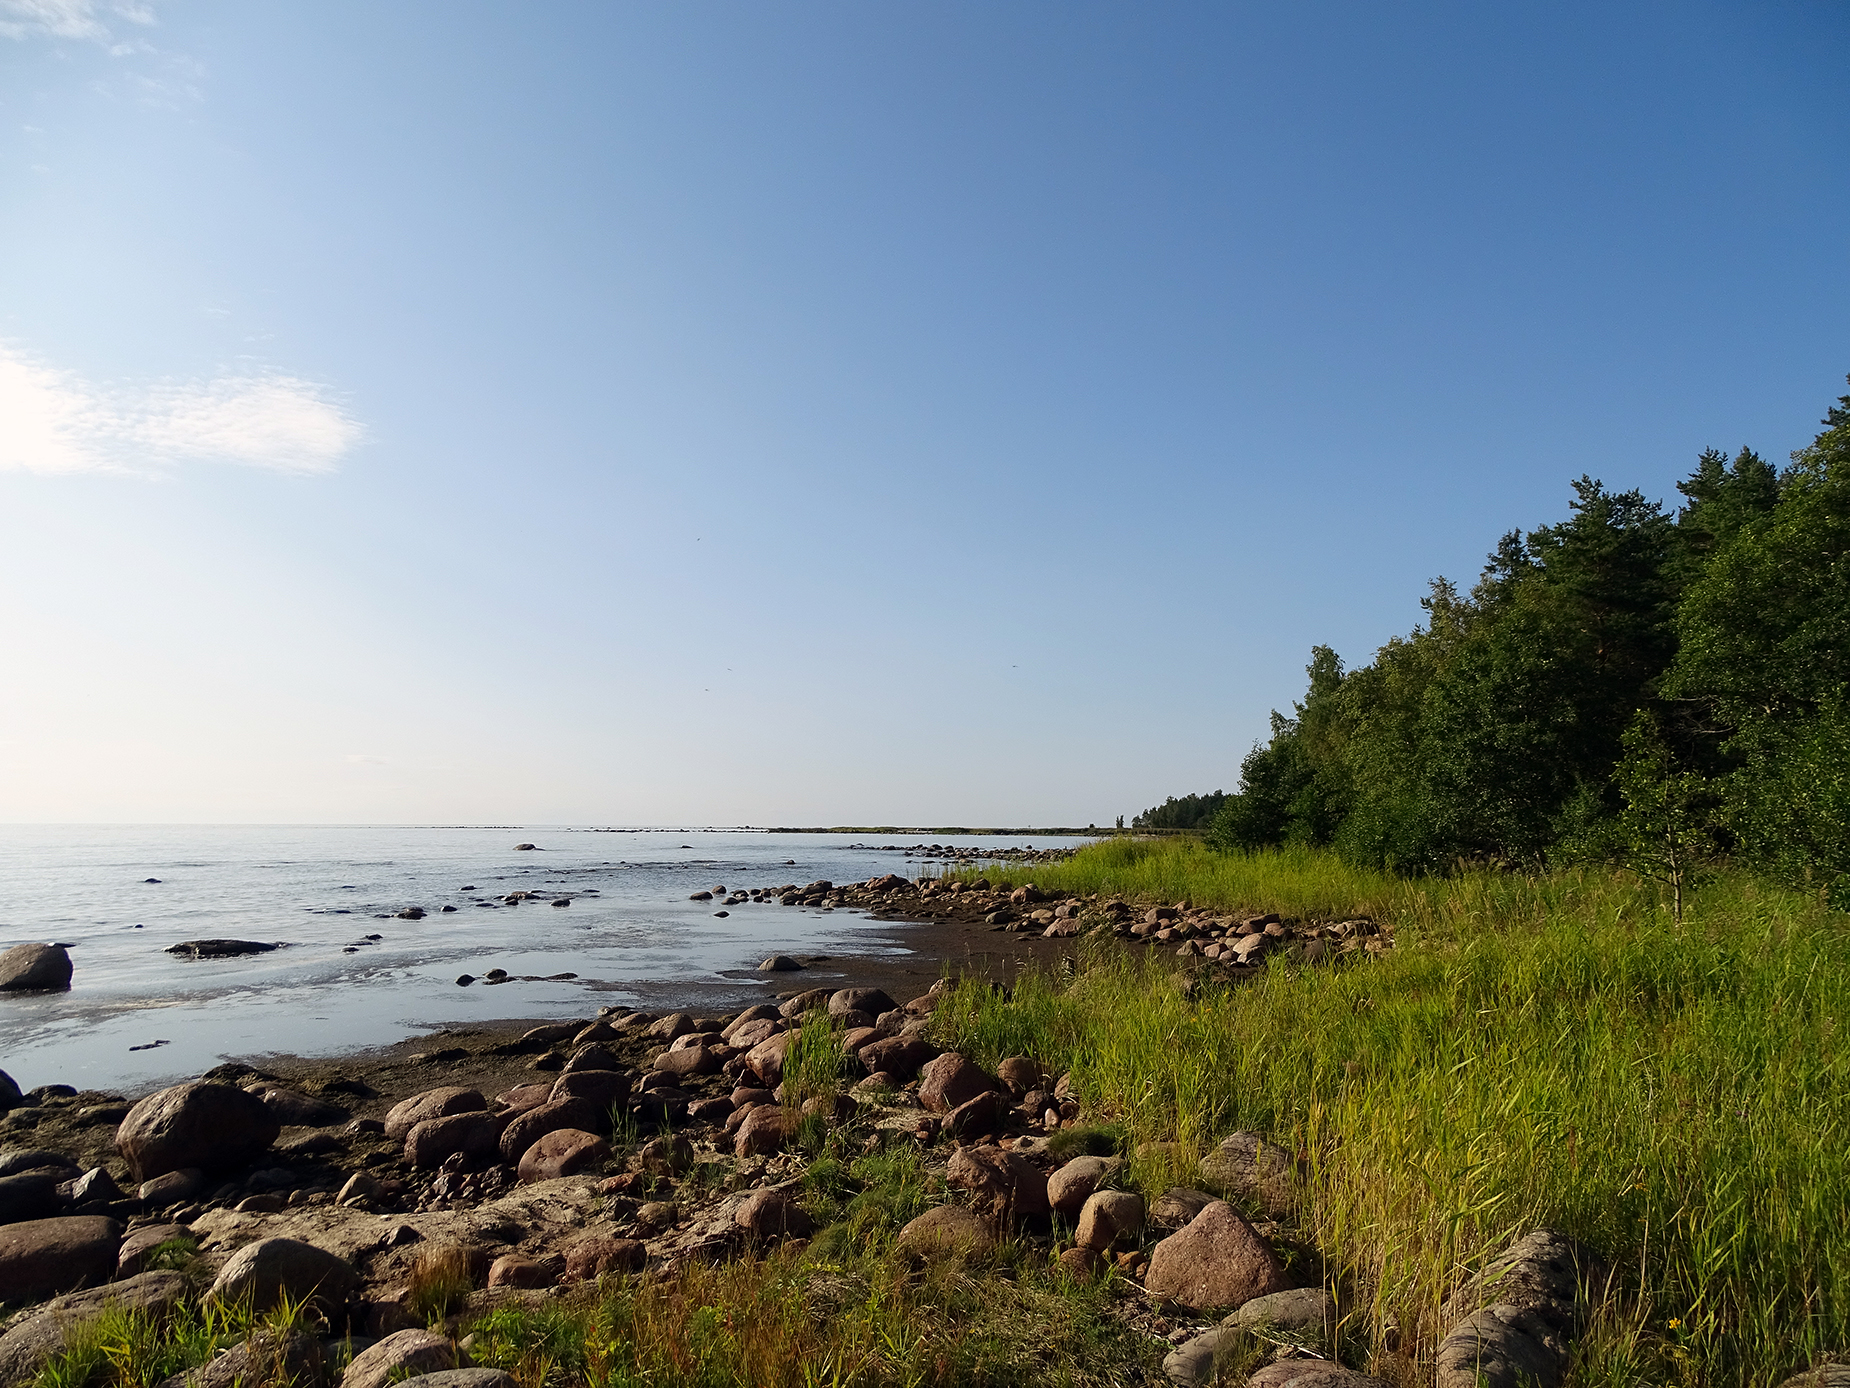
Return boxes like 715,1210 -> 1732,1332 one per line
0,825 -> 1073,1093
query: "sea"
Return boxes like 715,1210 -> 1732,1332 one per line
0,825 -> 1077,1095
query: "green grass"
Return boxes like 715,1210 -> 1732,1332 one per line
33,1291 -> 318,1388
465,1239 -> 1149,1388
934,840 -> 1850,1388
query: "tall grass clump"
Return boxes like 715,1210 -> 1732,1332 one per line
466,1239 -> 1145,1388
939,843 -> 1849,1388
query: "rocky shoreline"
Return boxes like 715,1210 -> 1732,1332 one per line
7,873 -> 1827,1388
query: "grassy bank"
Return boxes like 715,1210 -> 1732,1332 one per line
936,839 -> 1849,1387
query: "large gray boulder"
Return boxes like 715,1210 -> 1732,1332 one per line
1433,1227 -> 1599,1388
115,1082 -> 279,1182
0,1216 -> 122,1302
398,1373 -> 518,1388
1144,1200 -> 1289,1310
1199,1131 -> 1295,1212
1161,1327 -> 1230,1388
1227,1286 -> 1340,1334
0,1071 -> 21,1110
0,1270 -> 186,1383
1440,1227 -> 1597,1331
343,1329 -> 471,1388
0,944 -> 72,993
155,1330 -> 322,1388
1247,1365 -> 1387,1388
1435,1303 -> 1569,1388
209,1236 -> 358,1315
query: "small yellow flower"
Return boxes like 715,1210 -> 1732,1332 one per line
1667,1319 -> 1683,1330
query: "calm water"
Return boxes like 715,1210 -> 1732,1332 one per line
0,825 -> 1073,1094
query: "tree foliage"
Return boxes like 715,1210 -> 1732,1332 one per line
1194,377 -> 1850,902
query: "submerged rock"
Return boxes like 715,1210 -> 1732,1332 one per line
162,940 -> 280,959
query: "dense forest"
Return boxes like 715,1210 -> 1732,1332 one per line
1180,379 -> 1850,906
1131,791 -> 1228,831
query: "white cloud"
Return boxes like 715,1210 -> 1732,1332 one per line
0,344 -> 363,476
0,0 -> 152,43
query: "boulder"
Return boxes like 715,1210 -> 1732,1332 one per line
1047,1156 -> 1120,1218
1199,1131 -> 1295,1212
857,1035 -> 938,1080
1161,1327 -> 1230,1388
117,1223 -> 190,1275
745,1033 -> 796,1088
726,1018 -> 781,1051
995,1056 -> 1044,1094
0,1271 -> 187,1384
209,1237 -> 358,1314
1779,1369 -> 1850,1388
733,1106 -> 797,1157
946,1145 -> 1049,1221
0,1149 -> 76,1179
758,956 -> 804,972
138,1169 -> 204,1208
896,1206 -> 994,1261
162,1331 -> 323,1388
549,1069 -> 630,1111
562,1043 -> 622,1074
62,1167 -> 120,1204
653,1045 -> 719,1078
918,1053 -> 997,1114
399,1373 -> 517,1388
0,1171 -> 61,1226
0,944 -> 72,992
259,1088 -> 349,1127
383,1087 -> 487,1141
942,1090 -> 1006,1141
1143,1201 -> 1289,1310
1151,1186 -> 1218,1228
1435,1304 -> 1569,1388
1075,1190 -> 1145,1251
1439,1227 -> 1596,1331
0,1216 -> 122,1301
734,1187 -> 814,1242
487,1255 -> 552,1289
1247,1367 -> 1387,1388
496,1083 -> 555,1113
0,1071 -> 20,1110
517,1129 -> 609,1183
1228,1286 -> 1340,1334
563,1235 -> 645,1281
343,1329 -> 470,1388
498,1098 -> 602,1162
720,1005 -> 781,1040
646,1013 -> 693,1042
828,987 -> 896,1020
638,1134 -> 693,1176
163,940 -> 280,959
777,988 -> 831,1018
404,1111 -> 506,1169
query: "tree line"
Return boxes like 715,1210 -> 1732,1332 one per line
1149,378 -> 1850,908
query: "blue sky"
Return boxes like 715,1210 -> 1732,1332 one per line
2,1 -> 1845,826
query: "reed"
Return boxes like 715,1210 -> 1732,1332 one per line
934,844 -> 1850,1388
